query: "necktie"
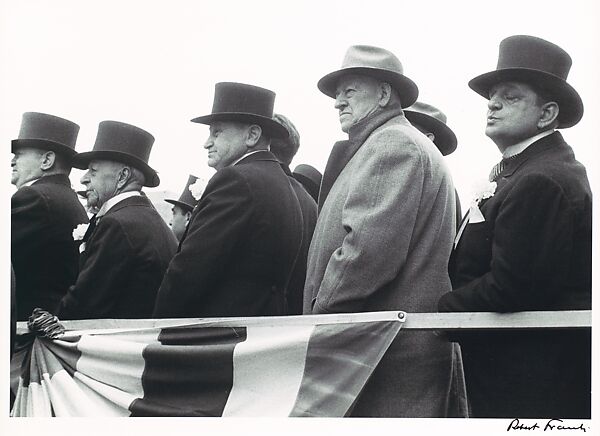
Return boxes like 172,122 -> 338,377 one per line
82,214 -> 98,242
488,153 -> 522,182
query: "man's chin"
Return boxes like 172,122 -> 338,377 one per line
339,122 -> 351,134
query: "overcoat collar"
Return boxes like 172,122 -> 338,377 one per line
318,104 -> 404,210
499,131 -> 567,181
235,149 -> 279,166
280,163 -> 293,177
82,194 -> 153,243
31,174 -> 72,188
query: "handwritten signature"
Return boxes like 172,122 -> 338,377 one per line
507,418 -> 588,432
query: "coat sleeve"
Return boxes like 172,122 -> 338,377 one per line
313,130 -> 425,314
438,173 -> 573,312
56,216 -> 134,320
153,169 -> 253,317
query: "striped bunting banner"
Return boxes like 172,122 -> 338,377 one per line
11,312 -> 403,417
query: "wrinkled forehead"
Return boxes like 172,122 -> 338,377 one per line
334,74 -> 380,95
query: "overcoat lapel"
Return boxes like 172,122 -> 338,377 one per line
318,104 -> 403,210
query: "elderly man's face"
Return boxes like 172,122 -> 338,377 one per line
334,75 -> 382,133
170,204 -> 190,241
80,160 -> 124,209
203,121 -> 249,170
485,81 -> 547,150
11,147 -> 45,188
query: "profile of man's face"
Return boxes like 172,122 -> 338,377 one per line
334,74 -> 382,133
170,205 -> 190,241
485,81 -> 548,149
80,160 -> 123,209
203,121 -> 249,170
11,147 -> 44,188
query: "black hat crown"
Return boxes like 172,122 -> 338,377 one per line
12,112 -> 80,157
496,35 -> 572,79
191,82 -> 288,139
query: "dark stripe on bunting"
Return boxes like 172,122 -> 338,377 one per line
130,326 -> 247,417
43,336 -> 82,378
290,320 -> 400,417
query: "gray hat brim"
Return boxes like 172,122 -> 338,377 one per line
317,67 -> 418,108
404,111 -> 458,156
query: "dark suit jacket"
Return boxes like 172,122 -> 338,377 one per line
11,174 -> 88,320
153,151 -> 303,318
281,164 -> 317,315
439,132 -> 592,418
57,195 -> 177,320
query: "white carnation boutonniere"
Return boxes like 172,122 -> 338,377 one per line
188,178 -> 207,201
72,223 -> 89,241
73,223 -> 90,253
469,180 -> 497,224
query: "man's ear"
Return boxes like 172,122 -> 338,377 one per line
116,166 -> 132,189
185,210 -> 192,223
378,82 -> 392,107
538,101 -> 560,129
246,124 -> 263,148
39,151 -> 56,170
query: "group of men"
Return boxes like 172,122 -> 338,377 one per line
10,34 -> 591,419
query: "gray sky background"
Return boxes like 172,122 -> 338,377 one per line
1,0 -> 598,433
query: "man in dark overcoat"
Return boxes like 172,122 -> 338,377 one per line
56,121 -> 177,319
271,113 -> 317,315
292,164 -> 322,204
438,35 -> 592,418
304,45 -> 467,417
153,82 -> 303,318
404,101 -> 463,226
11,112 -> 88,320
164,174 -> 202,242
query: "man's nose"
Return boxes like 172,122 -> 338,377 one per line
334,94 -> 346,110
80,171 -> 90,185
203,138 -> 213,149
488,97 -> 501,111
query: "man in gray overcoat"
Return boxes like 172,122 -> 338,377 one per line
304,45 -> 467,417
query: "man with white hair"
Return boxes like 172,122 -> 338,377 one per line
56,121 -> 177,319
304,45 -> 466,417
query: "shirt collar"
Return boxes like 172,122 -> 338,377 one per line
21,177 -> 41,188
96,191 -> 141,217
232,150 -> 264,166
502,129 -> 555,158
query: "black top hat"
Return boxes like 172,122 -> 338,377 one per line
404,101 -> 457,156
73,121 -> 160,188
191,82 -> 288,139
11,112 -> 80,157
469,35 -> 583,128
293,164 -> 322,203
317,45 -> 419,108
165,174 -> 199,212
